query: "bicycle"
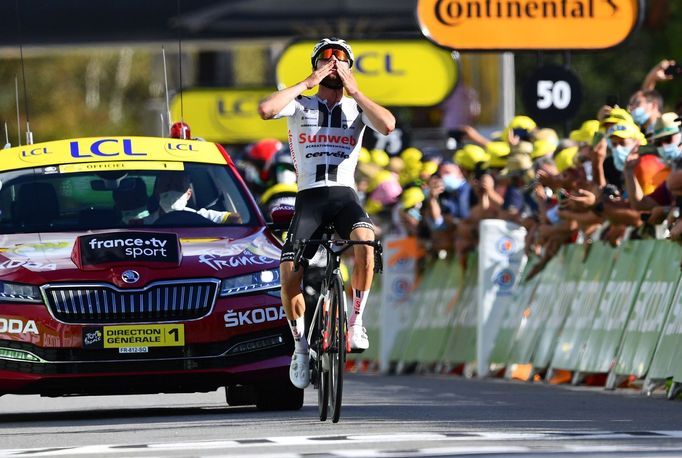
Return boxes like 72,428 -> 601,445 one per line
292,224 -> 382,423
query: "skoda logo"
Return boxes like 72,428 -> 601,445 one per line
121,270 -> 140,284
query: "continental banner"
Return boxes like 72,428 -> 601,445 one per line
550,242 -> 615,371
417,0 -> 642,50
614,241 -> 681,379
477,219 -> 527,377
578,240 -> 655,375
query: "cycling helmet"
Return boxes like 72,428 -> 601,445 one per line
311,37 -> 354,69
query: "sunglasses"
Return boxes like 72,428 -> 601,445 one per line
317,48 -> 350,63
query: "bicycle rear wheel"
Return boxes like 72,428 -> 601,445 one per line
316,288 -> 330,422
328,272 -> 346,423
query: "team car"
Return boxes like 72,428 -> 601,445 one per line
0,135 -> 302,410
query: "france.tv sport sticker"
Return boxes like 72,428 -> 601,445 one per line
79,231 -> 179,266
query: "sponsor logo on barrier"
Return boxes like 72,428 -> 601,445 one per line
0,318 -> 38,335
391,277 -> 412,300
493,268 -> 515,291
495,236 -> 516,256
224,305 -> 286,327
79,232 -> 179,266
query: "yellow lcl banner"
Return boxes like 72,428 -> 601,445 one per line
170,89 -> 288,144
417,0 -> 640,50
276,40 -> 458,107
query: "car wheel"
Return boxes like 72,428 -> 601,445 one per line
225,385 -> 257,406
255,381 -> 304,411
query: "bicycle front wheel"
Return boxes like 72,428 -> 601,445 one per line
316,288 -> 329,422
328,272 -> 346,423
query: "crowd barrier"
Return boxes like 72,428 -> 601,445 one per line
350,220 -> 682,400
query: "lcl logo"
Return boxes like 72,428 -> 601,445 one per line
217,95 -> 261,117
354,52 -> 405,76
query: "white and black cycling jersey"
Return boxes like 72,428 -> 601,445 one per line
274,94 -> 380,191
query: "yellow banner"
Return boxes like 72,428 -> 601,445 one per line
170,89 -> 288,143
1,137 -> 226,172
417,0 -> 640,50
102,324 -> 185,348
276,40 -> 458,107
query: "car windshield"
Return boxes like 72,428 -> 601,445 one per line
0,162 -> 257,233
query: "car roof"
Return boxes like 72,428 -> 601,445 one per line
0,136 -> 229,173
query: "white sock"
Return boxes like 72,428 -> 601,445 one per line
288,316 -> 308,353
349,288 -> 369,328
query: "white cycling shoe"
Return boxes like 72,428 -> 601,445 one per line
289,351 -> 310,389
349,324 -> 369,352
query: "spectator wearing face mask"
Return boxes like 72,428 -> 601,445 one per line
391,186 -> 425,237
154,172 -> 241,224
627,89 -> 663,137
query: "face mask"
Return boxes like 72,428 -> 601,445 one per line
442,174 -> 465,192
612,144 -> 632,172
630,106 -> 649,126
121,208 -> 150,224
582,161 -> 593,182
159,190 -> 190,213
406,206 -> 422,221
658,143 -> 682,164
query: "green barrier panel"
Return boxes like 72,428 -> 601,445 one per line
442,252 -> 479,365
488,258 -> 539,366
347,276 -> 382,362
647,243 -> 682,382
507,248 -> 563,365
549,242 -> 615,371
401,256 -> 453,363
387,257 -> 437,363
532,244 -> 583,369
615,241 -> 681,379
577,240 -> 655,374
418,255 -> 463,364
669,274 -> 682,385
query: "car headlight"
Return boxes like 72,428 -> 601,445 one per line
220,269 -> 280,297
0,282 -> 42,303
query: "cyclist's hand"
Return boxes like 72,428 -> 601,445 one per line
304,61 -> 335,89
336,61 -> 359,96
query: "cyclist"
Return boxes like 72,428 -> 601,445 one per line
259,37 -> 395,389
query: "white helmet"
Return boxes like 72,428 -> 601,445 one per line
310,37 -> 354,69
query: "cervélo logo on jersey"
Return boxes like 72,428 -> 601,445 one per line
298,133 -> 357,146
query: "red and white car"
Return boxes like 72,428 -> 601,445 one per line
0,135 -> 301,410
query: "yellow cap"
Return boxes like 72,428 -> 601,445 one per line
570,120 -> 600,144
400,147 -> 422,164
602,107 -> 633,125
370,149 -> 390,167
368,170 -> 393,191
607,121 -> 646,143
485,141 -> 510,168
534,128 -> 559,145
453,144 -> 488,171
401,187 -> 425,209
554,146 -> 578,173
420,160 -> 439,177
531,139 -> 556,159
358,147 -> 371,164
509,115 -> 537,131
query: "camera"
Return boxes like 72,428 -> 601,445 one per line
664,63 -> 682,77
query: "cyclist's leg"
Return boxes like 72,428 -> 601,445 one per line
333,188 -> 375,350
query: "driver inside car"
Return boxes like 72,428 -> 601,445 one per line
154,172 -> 241,224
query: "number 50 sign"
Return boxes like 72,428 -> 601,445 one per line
521,64 -> 582,124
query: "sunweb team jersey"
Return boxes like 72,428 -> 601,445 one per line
274,94 -> 379,191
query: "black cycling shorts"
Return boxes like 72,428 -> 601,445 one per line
281,186 -> 374,262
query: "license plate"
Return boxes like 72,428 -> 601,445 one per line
83,324 -> 184,349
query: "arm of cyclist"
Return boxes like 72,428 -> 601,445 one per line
336,62 -> 395,135
258,61 -> 336,120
